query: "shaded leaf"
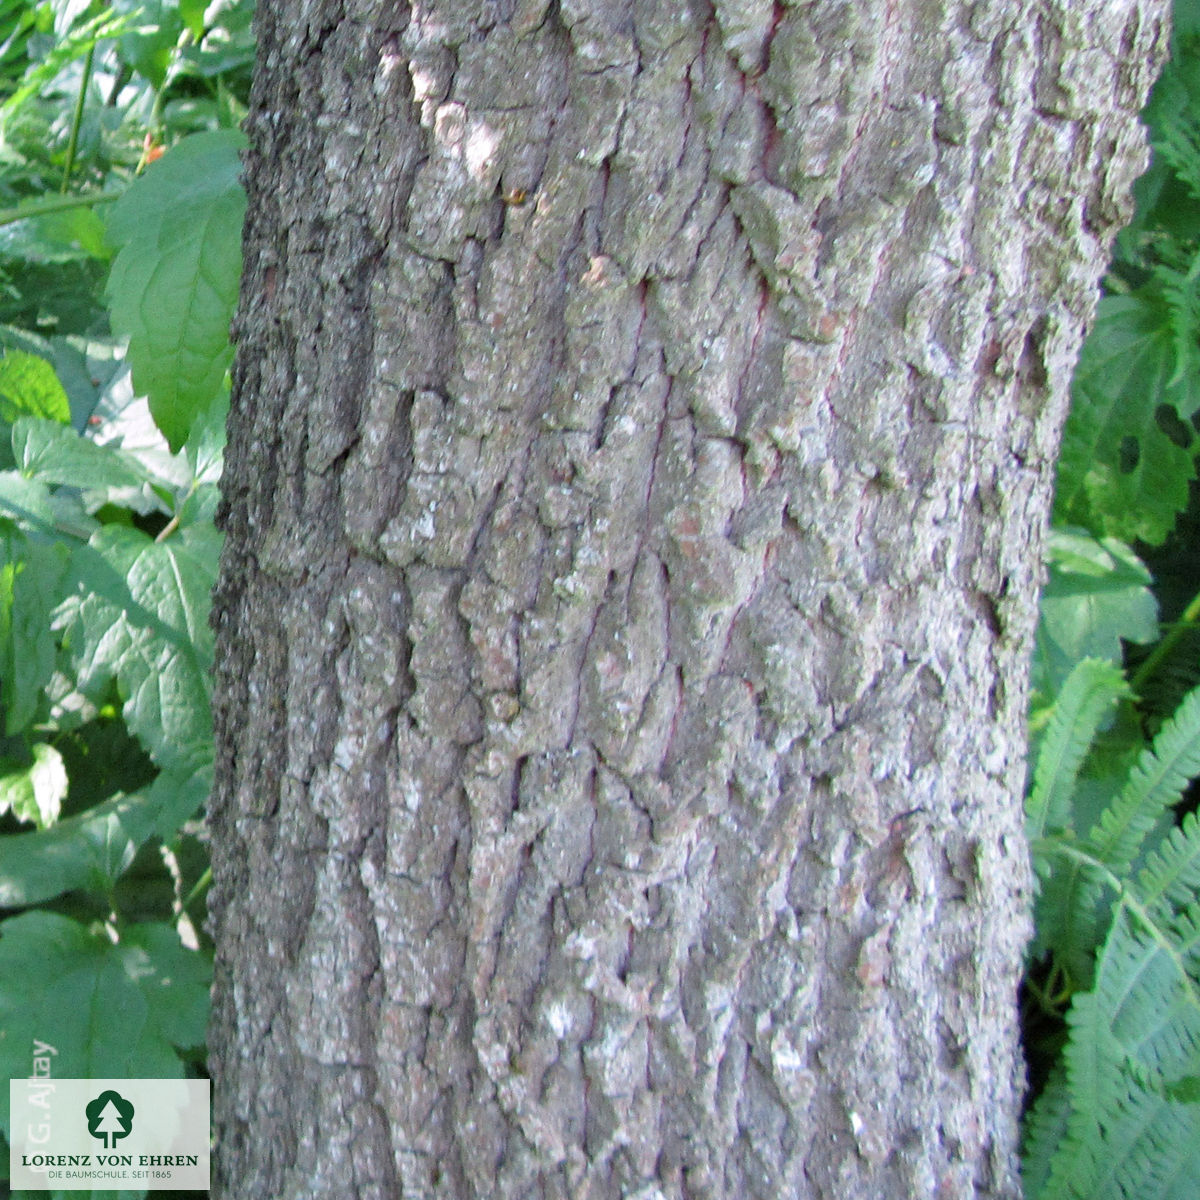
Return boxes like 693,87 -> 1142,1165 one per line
0,912 -> 209,1137
0,769 -> 208,908
55,524 -> 219,771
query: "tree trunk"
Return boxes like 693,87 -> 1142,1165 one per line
207,1 -> 1167,1196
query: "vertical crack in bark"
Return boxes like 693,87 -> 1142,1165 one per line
209,0 -> 1170,1196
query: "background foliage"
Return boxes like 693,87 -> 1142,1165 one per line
1022,0 -> 1200,1195
0,2 -> 251,1197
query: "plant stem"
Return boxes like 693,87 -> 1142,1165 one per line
0,190 -> 120,230
1130,586 -> 1200,696
181,867 -> 211,912
61,43 -> 95,193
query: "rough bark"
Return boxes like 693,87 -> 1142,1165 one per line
207,1 -> 1167,1197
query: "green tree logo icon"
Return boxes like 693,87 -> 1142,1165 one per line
85,1090 -> 135,1149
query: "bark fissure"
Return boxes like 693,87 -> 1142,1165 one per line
209,0 -> 1169,1196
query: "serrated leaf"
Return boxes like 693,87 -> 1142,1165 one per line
0,912 -> 209,1137
0,9 -> 133,120
13,416 -> 150,492
1055,293 -> 1200,545
0,743 -> 67,828
0,349 -> 70,424
1030,839 -> 1114,982
55,525 -> 218,771
0,470 -> 95,539
0,769 -> 209,908
0,530 -> 69,732
1137,811 -> 1200,915
105,130 -> 246,452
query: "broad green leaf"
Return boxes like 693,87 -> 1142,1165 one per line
13,416 -> 150,492
55,525 -> 219,771
111,0 -> 184,89
121,922 -> 210,1049
0,770 -> 209,908
183,388 -> 227,486
0,350 -> 70,424
0,470 -> 95,538
1054,293 -> 1200,545
178,0 -> 208,38
0,531 -> 69,732
0,205 -> 110,263
0,913 -> 209,1136
105,130 -> 246,452
1033,530 -> 1158,701
0,743 -> 67,828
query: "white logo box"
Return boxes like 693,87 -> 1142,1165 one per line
9,1078 -> 209,1191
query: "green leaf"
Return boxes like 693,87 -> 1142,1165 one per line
0,204 -> 111,263
121,922 -> 210,1049
0,470 -> 95,539
0,743 -> 67,828
13,416 -> 150,492
0,530 -> 68,732
1090,685 -> 1200,876
0,349 -> 70,424
0,912 -> 209,1137
178,0 -> 207,38
0,769 -> 209,908
1021,1065 -> 1073,1200
1137,811 -> 1200,916
1055,293 -> 1200,545
1033,530 -> 1158,701
55,524 -> 219,771
0,9 -> 132,121
111,0 -> 184,90
1027,659 -> 1130,841
1030,839 -> 1114,982
105,130 -> 246,452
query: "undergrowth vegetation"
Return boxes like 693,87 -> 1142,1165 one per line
1021,1 -> 1200,1195
0,2 -> 1196,1199
0,2 -> 250,1197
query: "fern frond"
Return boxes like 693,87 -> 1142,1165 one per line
1152,253 -> 1200,389
1137,811 -> 1200,915
1040,904 -> 1200,1199
1030,840 -> 1114,984
1038,985 -> 1112,1200
1086,1074 -> 1200,1200
1157,112 -> 1200,206
1028,659 -> 1130,841
1097,904 -> 1200,1091
1088,684 -> 1200,876
1021,1064 -> 1073,1200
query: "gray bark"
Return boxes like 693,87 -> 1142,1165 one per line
207,1 -> 1167,1196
